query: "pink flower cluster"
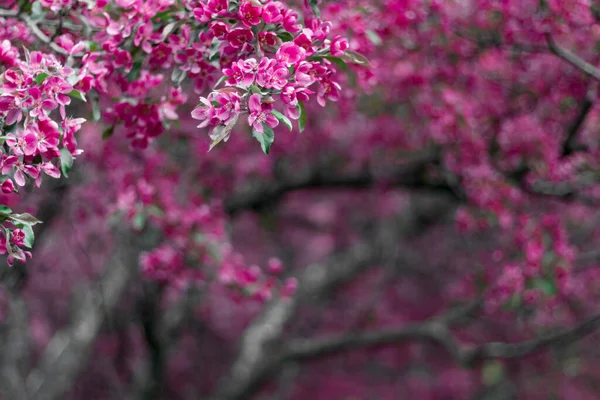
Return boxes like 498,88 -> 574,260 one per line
0,43 -> 88,264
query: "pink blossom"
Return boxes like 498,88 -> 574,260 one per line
6,130 -> 38,156
223,60 -> 255,86
317,79 -> 341,106
11,229 -> 25,247
239,1 -> 262,27
247,94 -> 279,133
256,58 -> 289,90
330,35 -> 349,57
262,2 -> 283,23
275,43 -> 306,66
1,179 -> 14,194
227,28 -> 254,49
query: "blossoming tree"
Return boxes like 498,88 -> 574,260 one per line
2,0 -> 600,399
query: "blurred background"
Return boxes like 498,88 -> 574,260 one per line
4,0 -> 600,399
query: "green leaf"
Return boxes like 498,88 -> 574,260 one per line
133,212 -> 146,230
102,126 -> 115,140
532,278 -> 557,296
252,124 -> 275,154
22,224 -> 34,248
341,49 -> 371,67
297,100 -> 307,133
278,32 -> 294,42
30,1 -> 44,22
35,72 -> 49,85
90,92 -> 101,122
309,0 -> 321,17
151,10 -> 171,21
171,68 -> 187,88
324,56 -> 348,71
365,30 -> 383,46
127,60 -> 143,82
9,213 -> 42,226
161,21 -> 178,41
271,110 -> 292,131
482,361 -> 504,386
249,84 -> 262,94
213,75 -> 228,89
68,89 -> 87,102
0,205 -> 12,215
60,148 -> 74,177
208,113 -> 239,151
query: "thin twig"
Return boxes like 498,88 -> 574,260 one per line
546,33 -> 600,82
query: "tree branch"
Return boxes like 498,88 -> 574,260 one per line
224,154 -> 455,215
546,34 -> 600,82
562,83 -> 596,157
211,240 -> 380,400
25,230 -> 142,400
283,306 -> 600,369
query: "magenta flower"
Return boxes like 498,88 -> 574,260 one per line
275,43 -> 306,66
330,35 -> 349,57
280,85 -> 312,119
206,0 -> 229,15
213,92 -> 242,122
223,60 -> 255,86
34,118 -> 61,153
2,156 -> 40,187
61,118 -> 86,156
239,1 -> 262,27
262,2 -> 283,23
227,28 -> 254,49
294,31 -> 315,54
282,9 -> 302,32
0,95 -> 22,126
6,130 -> 38,157
191,96 -> 218,128
210,21 -> 230,40
40,162 -> 61,179
306,17 -> 332,41
0,40 -> 18,68
317,79 -> 341,106
247,94 -> 279,133
256,58 -> 289,90
1,179 -> 14,194
11,229 -> 25,247
22,87 -> 58,118
258,32 -> 278,48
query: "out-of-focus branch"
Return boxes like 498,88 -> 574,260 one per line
26,230 -> 141,400
284,305 -> 600,369
562,83 -> 596,157
224,154 -> 456,215
0,8 -> 73,56
211,241 -> 380,400
137,282 -> 166,400
213,196 -> 456,400
129,286 -> 204,400
0,181 -> 69,400
546,34 -> 600,82
283,302 -> 477,363
0,293 -> 30,399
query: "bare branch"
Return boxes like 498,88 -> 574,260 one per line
224,154 -> 456,215
562,83 -> 596,157
0,294 -> 30,400
211,241 -> 379,400
20,15 -> 71,57
283,302 -> 477,363
26,231 -> 141,400
284,305 -> 600,369
546,34 -> 600,82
